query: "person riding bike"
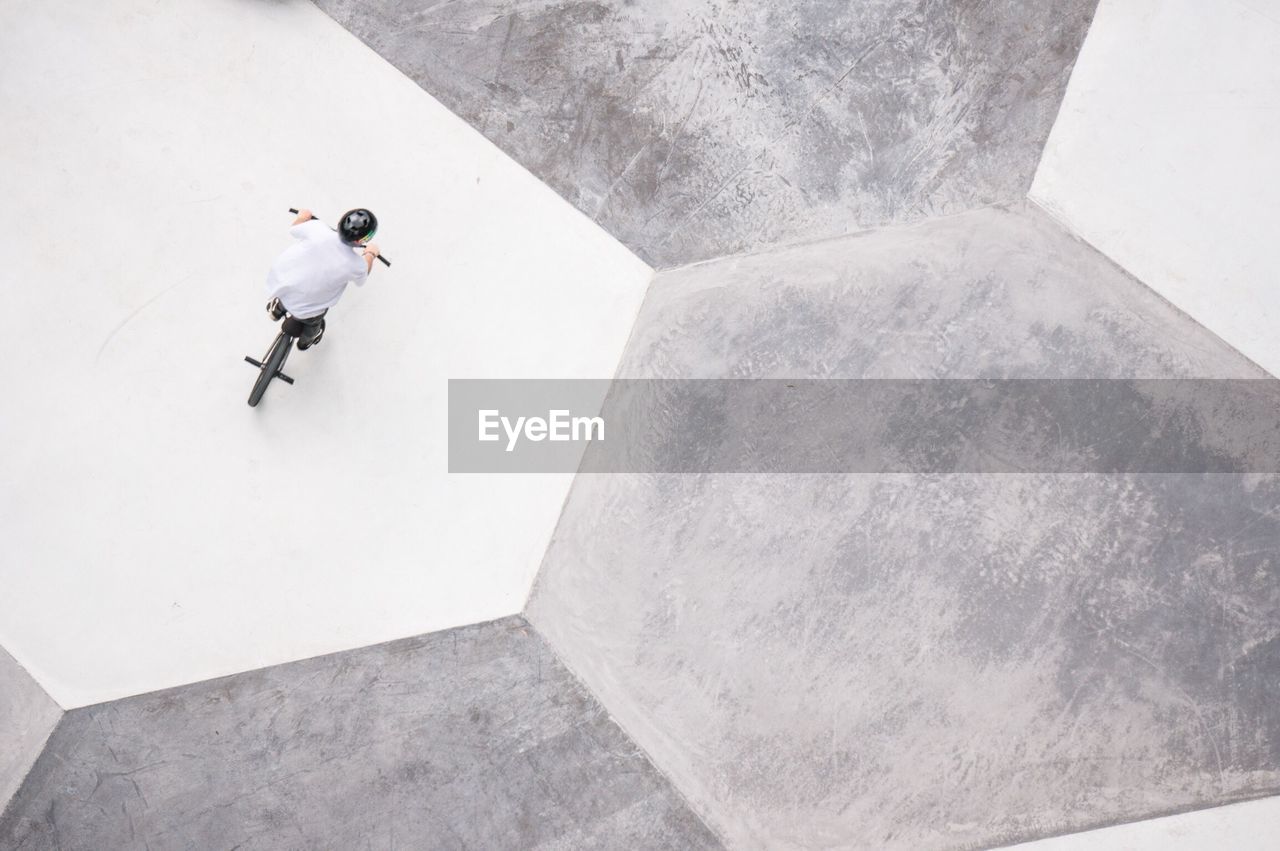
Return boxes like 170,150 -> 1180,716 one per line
265,208 -> 381,350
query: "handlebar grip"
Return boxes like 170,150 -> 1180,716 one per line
288,207 -> 299,214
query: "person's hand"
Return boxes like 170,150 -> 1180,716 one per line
362,242 -> 380,258
297,208 -> 314,222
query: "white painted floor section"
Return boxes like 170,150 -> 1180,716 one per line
0,0 -> 651,708
1008,795 -> 1280,850
1031,0 -> 1280,377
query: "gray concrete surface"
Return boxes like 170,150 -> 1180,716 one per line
0,647 -> 61,816
0,617 -> 723,850
311,0 -> 1097,268
609,202 -> 1266,382
526,203 -> 1280,849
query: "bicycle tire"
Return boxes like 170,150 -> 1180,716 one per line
248,332 -> 293,407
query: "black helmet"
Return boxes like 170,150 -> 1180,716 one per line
337,208 -> 377,245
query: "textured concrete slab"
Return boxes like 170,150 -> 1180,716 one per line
610,202 -> 1265,381
0,647 -> 61,815
0,617 -> 723,850
526,204 -> 1280,849
311,0 -> 1097,268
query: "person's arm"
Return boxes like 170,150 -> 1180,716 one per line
360,242 -> 381,275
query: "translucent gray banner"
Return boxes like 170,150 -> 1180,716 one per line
448,379 -> 1280,473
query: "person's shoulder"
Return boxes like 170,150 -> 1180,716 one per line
291,219 -> 328,238
343,247 -> 369,281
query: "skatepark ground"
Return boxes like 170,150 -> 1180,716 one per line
2,0 -> 1279,848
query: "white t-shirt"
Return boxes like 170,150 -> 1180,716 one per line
265,220 -> 368,318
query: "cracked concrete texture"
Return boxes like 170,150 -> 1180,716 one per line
0,617 -> 723,851
311,0 -> 1097,268
526,205 -> 1280,848
0,647 -> 61,814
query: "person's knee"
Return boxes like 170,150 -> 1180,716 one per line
298,316 -> 326,348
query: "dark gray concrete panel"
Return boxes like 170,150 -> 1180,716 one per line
0,647 -> 61,814
526,206 -> 1280,848
0,617 -> 723,851
311,0 -> 1097,268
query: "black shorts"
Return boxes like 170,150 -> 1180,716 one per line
283,309 -> 326,345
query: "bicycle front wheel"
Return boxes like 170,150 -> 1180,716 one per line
248,332 -> 293,407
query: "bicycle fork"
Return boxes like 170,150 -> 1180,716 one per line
245,333 -> 296,385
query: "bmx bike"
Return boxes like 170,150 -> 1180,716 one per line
244,208 -> 390,407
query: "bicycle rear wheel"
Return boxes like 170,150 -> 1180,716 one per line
248,332 -> 293,407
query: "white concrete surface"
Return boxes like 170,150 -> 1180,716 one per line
1009,795 -> 1280,850
0,0 -> 651,708
1031,0 -> 1280,378
0,646 -> 62,812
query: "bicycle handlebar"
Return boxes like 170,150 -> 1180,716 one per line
289,208 -> 391,267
